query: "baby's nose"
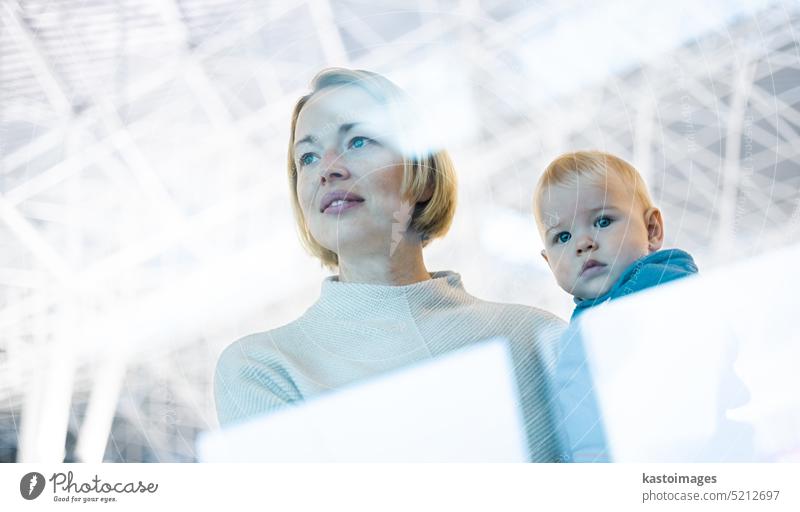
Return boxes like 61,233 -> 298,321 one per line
576,237 -> 596,254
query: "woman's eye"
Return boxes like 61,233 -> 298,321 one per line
299,153 -> 318,167
555,232 -> 572,244
348,136 -> 369,149
595,216 -> 612,228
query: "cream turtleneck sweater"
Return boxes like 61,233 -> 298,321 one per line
214,270 -> 567,461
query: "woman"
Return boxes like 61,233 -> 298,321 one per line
214,68 -> 567,461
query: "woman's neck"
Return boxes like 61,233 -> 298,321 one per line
336,235 -> 431,285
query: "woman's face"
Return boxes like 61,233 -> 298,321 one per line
293,85 -> 410,259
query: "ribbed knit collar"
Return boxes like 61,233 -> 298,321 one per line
299,270 -> 474,359
310,270 -> 472,316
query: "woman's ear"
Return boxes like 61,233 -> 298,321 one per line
541,249 -> 550,265
644,207 -> 664,252
417,180 -> 434,203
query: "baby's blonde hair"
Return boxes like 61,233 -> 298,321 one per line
533,150 -> 655,226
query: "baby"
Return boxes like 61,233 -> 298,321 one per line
533,150 -> 698,461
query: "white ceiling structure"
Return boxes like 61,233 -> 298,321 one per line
1,0 -> 798,461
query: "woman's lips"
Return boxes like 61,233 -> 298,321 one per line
323,199 -> 364,215
580,260 -> 607,277
319,190 -> 365,214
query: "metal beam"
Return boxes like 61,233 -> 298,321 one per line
717,57 -> 758,257
75,355 -> 127,462
0,195 -> 77,287
2,2 -> 72,114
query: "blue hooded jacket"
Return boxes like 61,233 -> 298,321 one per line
554,248 -> 698,462
571,248 -> 698,320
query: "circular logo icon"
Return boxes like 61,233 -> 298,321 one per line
20,472 -> 45,500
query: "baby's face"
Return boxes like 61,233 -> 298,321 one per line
537,174 -> 653,300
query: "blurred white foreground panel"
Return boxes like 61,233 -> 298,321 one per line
580,243 -> 800,462
197,338 -> 529,462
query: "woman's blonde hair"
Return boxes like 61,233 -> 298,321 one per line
287,68 -> 458,269
533,150 -> 655,226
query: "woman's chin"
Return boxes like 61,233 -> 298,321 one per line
323,237 -> 392,259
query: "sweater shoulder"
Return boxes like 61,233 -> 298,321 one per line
216,325 -> 296,370
466,299 -> 567,367
214,325 -> 304,426
474,299 -> 567,331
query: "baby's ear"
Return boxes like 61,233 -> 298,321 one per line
644,207 -> 665,252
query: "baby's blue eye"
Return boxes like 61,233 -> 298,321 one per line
595,216 -> 612,228
299,153 -> 318,167
555,232 -> 572,244
349,136 -> 368,149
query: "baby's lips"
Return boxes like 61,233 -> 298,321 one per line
580,260 -> 606,275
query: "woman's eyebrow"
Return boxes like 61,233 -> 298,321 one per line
295,122 -> 364,149
339,122 -> 363,135
294,134 -> 317,148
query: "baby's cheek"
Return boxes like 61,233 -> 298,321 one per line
556,266 -> 573,287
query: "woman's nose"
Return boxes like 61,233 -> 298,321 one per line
319,150 -> 350,184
